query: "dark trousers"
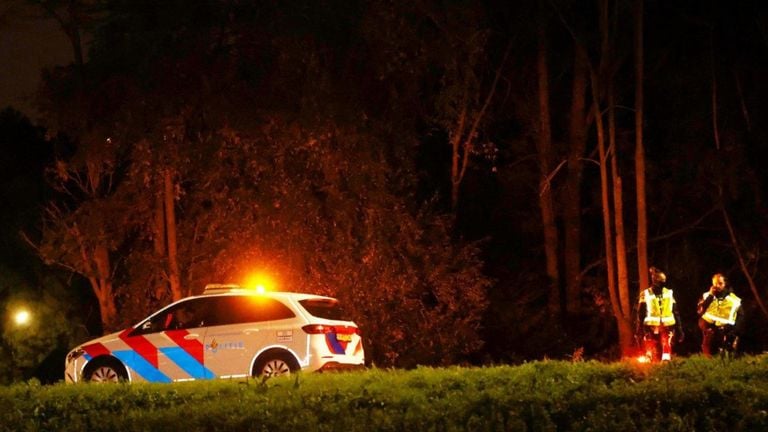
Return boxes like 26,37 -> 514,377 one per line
698,318 -> 737,357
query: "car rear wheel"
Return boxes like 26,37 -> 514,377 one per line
253,352 -> 299,378
83,358 -> 128,383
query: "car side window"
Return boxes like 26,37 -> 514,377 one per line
255,298 -> 296,321
206,296 -> 295,326
299,298 -> 350,320
134,298 -> 211,335
134,313 -> 166,335
167,298 -> 211,330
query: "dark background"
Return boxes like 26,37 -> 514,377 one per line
1,0 -> 768,382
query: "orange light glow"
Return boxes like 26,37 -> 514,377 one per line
636,355 -> 650,364
243,271 -> 277,293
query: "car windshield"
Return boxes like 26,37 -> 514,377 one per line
299,298 -> 352,321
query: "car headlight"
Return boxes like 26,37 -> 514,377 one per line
66,349 -> 85,364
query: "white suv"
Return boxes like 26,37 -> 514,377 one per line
64,285 -> 365,383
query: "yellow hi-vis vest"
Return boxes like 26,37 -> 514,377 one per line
640,287 -> 676,326
702,292 -> 741,326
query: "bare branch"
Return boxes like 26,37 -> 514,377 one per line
539,159 -> 567,197
579,207 -> 719,280
47,259 -> 80,274
19,230 -> 41,254
732,68 -> 752,131
451,99 -> 468,184
720,205 -> 768,319
709,20 -> 721,150
647,206 -> 718,243
458,42 -> 511,184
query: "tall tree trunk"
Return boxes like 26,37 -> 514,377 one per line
594,0 -> 633,356
592,72 -> 633,357
154,185 -> 167,255
563,42 -> 588,316
591,72 -> 619,340
164,169 -> 182,301
608,87 -> 633,353
154,186 -> 167,299
92,244 -> 117,330
94,286 -> 117,330
536,13 -> 561,317
81,159 -> 118,331
634,0 -> 649,292
450,103 -> 467,212
72,222 -> 117,331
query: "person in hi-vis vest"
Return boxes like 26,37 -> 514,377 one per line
636,267 -> 683,361
697,273 -> 743,356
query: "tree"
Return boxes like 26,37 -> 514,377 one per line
535,8 -> 561,317
592,70 -> 633,357
27,0 -> 102,73
115,113 -> 491,367
32,0 -> 229,326
634,0 -> 649,293
589,0 -> 634,357
35,132 -> 126,330
362,1 -> 509,212
248,120 -> 490,367
607,82 -> 633,356
563,40 -> 589,317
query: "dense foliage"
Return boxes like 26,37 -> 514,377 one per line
2,355 -> 768,431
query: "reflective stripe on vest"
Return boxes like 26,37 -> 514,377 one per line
702,293 -> 741,326
641,287 -> 676,326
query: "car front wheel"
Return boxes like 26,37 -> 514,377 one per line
83,358 -> 128,383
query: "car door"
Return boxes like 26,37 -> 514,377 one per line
128,298 -> 212,381
203,295 -> 296,378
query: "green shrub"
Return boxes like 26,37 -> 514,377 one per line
1,356 -> 767,431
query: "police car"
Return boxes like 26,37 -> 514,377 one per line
64,285 -> 365,383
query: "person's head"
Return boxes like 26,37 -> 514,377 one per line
650,267 -> 667,288
711,273 -> 727,294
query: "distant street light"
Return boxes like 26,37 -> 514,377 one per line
13,309 -> 31,326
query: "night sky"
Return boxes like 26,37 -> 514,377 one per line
0,2 -> 70,118
1,0 -> 768,380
